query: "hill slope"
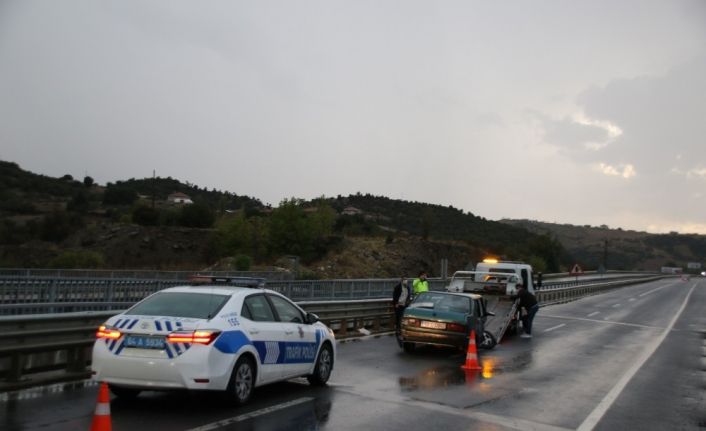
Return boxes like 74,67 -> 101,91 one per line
502,219 -> 705,271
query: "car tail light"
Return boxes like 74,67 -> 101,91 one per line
96,325 -> 122,340
446,323 -> 467,333
167,330 -> 221,345
402,318 -> 419,327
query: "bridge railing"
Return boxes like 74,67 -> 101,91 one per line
0,272 -> 658,315
0,273 -> 666,391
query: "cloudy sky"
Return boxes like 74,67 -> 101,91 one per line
1,1 -> 705,233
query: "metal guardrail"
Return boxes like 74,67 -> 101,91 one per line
0,300 -> 395,392
0,277 -> 450,315
0,272 -> 658,316
0,269 -> 293,280
0,274 -> 664,391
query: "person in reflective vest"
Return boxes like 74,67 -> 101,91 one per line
412,271 -> 429,296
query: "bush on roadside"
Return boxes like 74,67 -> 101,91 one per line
48,250 -> 104,268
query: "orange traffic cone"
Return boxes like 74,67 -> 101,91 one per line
460,329 -> 482,371
90,382 -> 112,431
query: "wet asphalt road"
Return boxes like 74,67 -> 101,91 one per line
1,278 -> 704,431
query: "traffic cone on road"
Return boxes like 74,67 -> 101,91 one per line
90,382 -> 112,431
460,329 -> 482,371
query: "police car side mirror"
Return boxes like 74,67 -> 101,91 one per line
305,312 -> 320,324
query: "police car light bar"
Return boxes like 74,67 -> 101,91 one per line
188,275 -> 266,288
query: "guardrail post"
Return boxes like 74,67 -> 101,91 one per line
339,318 -> 347,337
48,279 -> 57,314
107,279 -> 115,310
8,352 -> 24,382
67,346 -> 88,373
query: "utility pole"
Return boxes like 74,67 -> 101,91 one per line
603,239 -> 608,271
151,170 -> 156,209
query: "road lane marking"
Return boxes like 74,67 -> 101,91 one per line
587,311 -> 600,317
638,282 -> 677,297
577,282 -> 698,431
541,314 -> 663,330
336,386 -> 571,431
186,397 -> 314,431
611,303 -> 621,308
628,298 -> 636,302
543,324 -> 566,333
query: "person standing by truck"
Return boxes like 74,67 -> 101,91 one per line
513,283 -> 539,338
412,271 -> 429,297
392,277 -> 410,331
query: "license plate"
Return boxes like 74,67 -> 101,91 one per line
420,321 -> 446,330
124,335 -> 166,350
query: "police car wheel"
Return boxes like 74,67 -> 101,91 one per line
109,385 -> 141,400
307,343 -> 333,386
229,356 -> 255,405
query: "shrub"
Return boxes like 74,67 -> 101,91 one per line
40,212 -> 83,242
178,203 -> 214,228
132,205 -> 160,226
103,186 -> 138,205
234,255 -> 252,271
48,250 -> 104,268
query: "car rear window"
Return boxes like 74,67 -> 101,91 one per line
412,292 -> 472,314
125,292 -> 230,319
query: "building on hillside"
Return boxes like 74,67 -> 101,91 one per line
341,206 -> 363,216
167,192 -> 193,204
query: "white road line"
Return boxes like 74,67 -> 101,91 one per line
577,282 -> 698,431
336,386 -> 571,431
587,311 -> 600,317
628,298 -> 636,302
541,314 -> 663,330
543,323 -> 566,333
186,397 -> 314,431
611,303 -> 621,308
638,282 -> 677,297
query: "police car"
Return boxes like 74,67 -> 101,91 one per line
91,277 -> 336,405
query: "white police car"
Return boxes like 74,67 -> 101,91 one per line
92,277 -> 335,405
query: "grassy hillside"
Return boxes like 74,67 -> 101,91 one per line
502,219 -> 706,272
1,160 -> 570,274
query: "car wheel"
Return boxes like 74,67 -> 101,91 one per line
307,343 -> 333,386
229,356 -> 255,405
402,342 -> 415,353
109,385 -> 141,400
478,330 -> 497,350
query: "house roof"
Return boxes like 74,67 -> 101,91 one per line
168,192 -> 191,199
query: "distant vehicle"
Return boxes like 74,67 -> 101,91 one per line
474,259 -> 536,291
398,290 -> 497,353
92,277 -> 336,405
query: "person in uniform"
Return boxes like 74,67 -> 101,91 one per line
392,277 -> 410,331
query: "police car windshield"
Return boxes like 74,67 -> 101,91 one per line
125,292 -> 230,319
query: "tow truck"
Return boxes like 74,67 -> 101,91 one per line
446,259 -> 536,343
